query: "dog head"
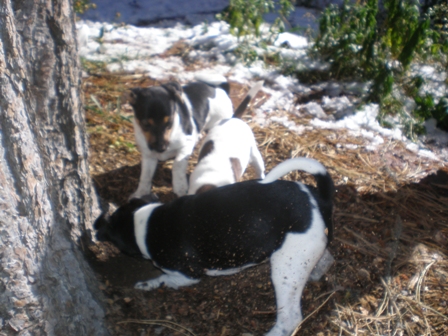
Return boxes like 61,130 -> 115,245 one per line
125,82 -> 184,153
94,198 -> 149,258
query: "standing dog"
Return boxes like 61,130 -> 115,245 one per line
188,117 -> 265,194
95,157 -> 335,336
126,76 -> 262,198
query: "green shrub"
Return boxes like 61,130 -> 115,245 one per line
311,0 -> 447,138
74,0 -> 96,15
217,0 -> 295,66
427,3 -> 448,67
217,0 -> 294,38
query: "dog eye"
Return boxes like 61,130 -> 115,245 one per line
141,119 -> 154,130
163,117 -> 172,127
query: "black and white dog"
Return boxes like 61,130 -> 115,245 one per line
95,157 -> 334,336
126,76 -> 263,198
188,117 -> 265,194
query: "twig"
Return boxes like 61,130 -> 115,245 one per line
385,215 -> 403,282
329,319 -> 357,336
343,227 -> 383,254
252,310 -> 276,315
380,278 -> 404,331
118,319 -> 196,336
415,260 -> 436,303
399,294 -> 448,320
291,291 -> 337,336
336,213 -> 380,223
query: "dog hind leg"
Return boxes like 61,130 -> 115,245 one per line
135,270 -> 200,291
250,146 -> 265,179
266,230 -> 327,336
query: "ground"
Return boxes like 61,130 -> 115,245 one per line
83,70 -> 448,336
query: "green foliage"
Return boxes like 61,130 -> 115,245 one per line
232,42 -> 261,65
432,98 -> 448,130
312,0 -> 448,138
217,0 -> 294,38
427,3 -> 448,67
314,0 -> 379,79
74,0 -> 96,15
216,0 -> 295,67
80,58 -> 107,74
411,77 -> 448,131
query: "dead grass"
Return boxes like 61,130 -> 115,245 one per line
83,68 -> 448,336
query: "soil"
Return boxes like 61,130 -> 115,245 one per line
83,77 -> 448,336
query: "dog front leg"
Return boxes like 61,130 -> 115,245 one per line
172,154 -> 190,197
131,155 -> 158,199
135,271 -> 200,291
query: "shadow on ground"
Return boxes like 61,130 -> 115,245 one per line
86,154 -> 448,335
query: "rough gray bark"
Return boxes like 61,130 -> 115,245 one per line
0,0 -> 108,334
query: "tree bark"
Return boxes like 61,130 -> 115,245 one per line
0,0 -> 107,334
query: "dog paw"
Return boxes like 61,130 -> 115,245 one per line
129,189 -> 150,201
134,280 -> 161,291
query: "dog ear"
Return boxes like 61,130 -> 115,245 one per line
93,213 -> 110,241
121,89 -> 142,106
163,82 -> 194,134
162,82 -> 184,104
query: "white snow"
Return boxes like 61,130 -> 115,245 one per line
76,1 -> 448,163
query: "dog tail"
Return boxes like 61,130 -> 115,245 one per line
233,81 -> 264,119
260,157 -> 335,241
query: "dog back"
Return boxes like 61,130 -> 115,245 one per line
146,179 -> 330,277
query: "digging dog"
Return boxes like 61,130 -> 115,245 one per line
188,115 -> 265,194
126,76 -> 262,197
95,157 -> 335,336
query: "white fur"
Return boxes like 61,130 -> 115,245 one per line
188,118 -> 265,195
133,182 -> 328,335
135,269 -> 200,291
266,183 -> 327,336
130,158 -> 330,336
134,203 -> 162,260
131,89 -> 232,198
202,89 -> 234,131
260,157 -> 327,185
205,263 -> 257,276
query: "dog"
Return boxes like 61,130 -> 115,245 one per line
188,117 -> 265,194
125,76 -> 263,198
94,157 -> 335,336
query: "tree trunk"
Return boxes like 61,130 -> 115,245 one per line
0,0 -> 107,334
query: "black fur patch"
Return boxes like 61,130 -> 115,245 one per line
183,82 -> 215,132
219,82 -> 230,95
162,83 -> 194,136
197,140 -> 214,163
195,184 -> 217,194
146,180 -> 317,277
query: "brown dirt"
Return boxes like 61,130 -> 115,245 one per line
83,71 -> 448,336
